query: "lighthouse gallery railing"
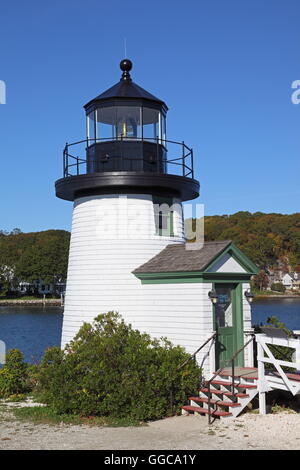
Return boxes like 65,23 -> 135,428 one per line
62,137 -> 195,179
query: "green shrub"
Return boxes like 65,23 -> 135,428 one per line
271,282 -> 286,293
0,349 -> 31,398
36,312 -> 201,421
264,316 -> 293,337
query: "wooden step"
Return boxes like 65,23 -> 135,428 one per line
216,369 -> 258,381
208,380 -> 257,390
218,373 -> 258,380
182,405 -> 232,417
200,388 -> 249,398
189,396 -> 241,408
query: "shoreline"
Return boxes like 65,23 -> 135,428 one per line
0,299 -> 62,306
254,294 -> 300,299
0,296 -> 299,305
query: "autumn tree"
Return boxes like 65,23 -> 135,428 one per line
253,270 -> 269,291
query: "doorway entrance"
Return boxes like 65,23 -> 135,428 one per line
214,283 -> 244,369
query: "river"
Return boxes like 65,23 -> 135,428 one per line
251,297 -> 300,330
0,305 -> 63,363
0,298 -> 300,363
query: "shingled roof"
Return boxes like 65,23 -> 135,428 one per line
133,240 -> 232,274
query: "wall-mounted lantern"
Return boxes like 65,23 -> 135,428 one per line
244,289 -> 255,303
208,289 -> 218,304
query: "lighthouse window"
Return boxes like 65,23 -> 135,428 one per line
96,107 -> 116,140
153,196 -> 174,237
87,111 -> 96,145
115,106 -> 142,139
161,113 -> 166,144
143,108 -> 160,142
94,106 -> 142,140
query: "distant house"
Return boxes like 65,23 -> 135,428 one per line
282,272 -> 299,290
18,281 -> 31,294
0,264 -> 66,296
8,280 -> 66,296
282,273 -> 294,288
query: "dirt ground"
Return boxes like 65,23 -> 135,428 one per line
0,402 -> 300,450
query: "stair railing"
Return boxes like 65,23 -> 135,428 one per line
206,335 -> 255,425
169,332 -> 217,413
177,332 -> 217,371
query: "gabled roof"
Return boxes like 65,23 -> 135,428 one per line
133,240 -> 258,277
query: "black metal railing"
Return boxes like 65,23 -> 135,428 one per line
169,333 -> 217,413
177,332 -> 217,372
62,137 -> 194,179
206,335 -> 255,425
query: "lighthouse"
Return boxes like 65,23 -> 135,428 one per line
56,59 -> 258,379
56,59 -> 200,348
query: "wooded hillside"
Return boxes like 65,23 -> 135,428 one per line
1,211 -> 299,288
187,211 -> 300,271
0,229 -> 70,289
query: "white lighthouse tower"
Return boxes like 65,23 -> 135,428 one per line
56,60 -> 200,348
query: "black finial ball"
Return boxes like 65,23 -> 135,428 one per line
120,59 -> 132,72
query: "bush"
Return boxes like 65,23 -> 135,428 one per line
0,349 -> 31,398
36,312 -> 201,421
271,282 -> 286,293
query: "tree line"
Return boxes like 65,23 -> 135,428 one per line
0,229 -> 70,295
1,211 -> 299,294
187,211 -> 300,271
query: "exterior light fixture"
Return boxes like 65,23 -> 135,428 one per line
244,289 -> 255,303
208,289 -> 218,304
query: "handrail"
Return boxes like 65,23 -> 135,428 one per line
177,332 -> 217,371
62,136 -> 195,179
66,136 -> 192,149
206,335 -> 255,424
169,333 -> 216,413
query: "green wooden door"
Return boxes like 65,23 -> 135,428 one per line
214,283 -> 244,369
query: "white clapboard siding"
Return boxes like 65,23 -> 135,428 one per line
131,282 -> 214,376
61,194 -> 185,347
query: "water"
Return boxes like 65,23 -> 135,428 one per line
252,298 -> 300,331
0,299 -> 300,363
0,305 -> 63,363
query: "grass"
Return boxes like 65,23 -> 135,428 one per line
271,404 -> 296,414
252,288 -> 300,297
0,403 -> 9,412
12,405 -> 144,427
0,294 -> 61,301
3,394 -> 29,402
252,288 -> 285,297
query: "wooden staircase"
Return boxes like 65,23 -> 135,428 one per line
181,331 -> 300,420
182,367 -> 259,419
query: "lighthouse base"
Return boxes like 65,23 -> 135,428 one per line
61,193 -> 185,347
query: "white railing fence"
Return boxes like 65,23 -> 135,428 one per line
256,333 -> 300,414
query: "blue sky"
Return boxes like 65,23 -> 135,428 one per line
0,0 -> 299,233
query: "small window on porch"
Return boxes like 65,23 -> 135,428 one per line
153,196 -> 174,237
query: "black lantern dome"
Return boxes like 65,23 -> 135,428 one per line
55,60 -> 199,202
